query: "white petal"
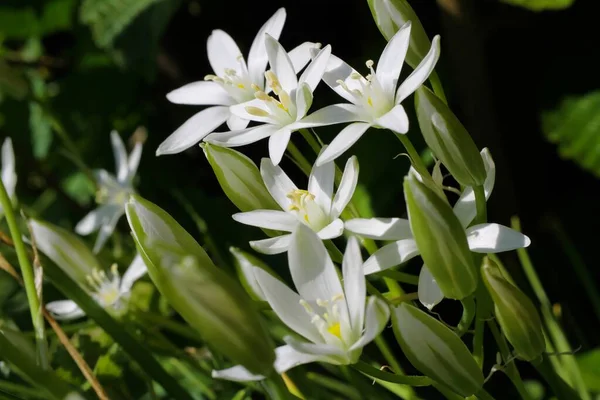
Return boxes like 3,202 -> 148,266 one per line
342,236 -> 366,336
250,234 -> 292,255
316,123 -> 371,166
92,208 -> 124,253
345,217 -> 413,240
288,224 -> 345,304
418,264 -> 444,310
265,35 -> 297,94
232,210 -> 298,232
268,127 -> 291,166
376,22 -> 411,98
120,254 -> 147,294
230,99 -> 278,124
126,142 -> 142,182
156,106 -> 229,155
254,268 -> 322,343
75,204 -> 120,235
291,104 -> 368,130
363,239 -> 420,275
284,336 -> 345,359
212,365 -> 264,382
227,114 -> 250,131
260,158 -> 297,210
298,45 -> 331,93
207,30 -> 244,77
46,300 -> 85,320
166,81 -> 233,106
453,148 -> 496,228
330,156 -> 359,220
274,344 -> 326,374
308,153 -> 334,212
288,42 -> 320,73
1,138 -> 16,201
110,131 -> 129,182
349,296 -> 390,351
295,82 -> 313,121
374,104 -> 409,134
205,124 -> 279,147
320,54 -> 363,104
466,223 -> 531,253
248,8 -> 286,86
395,35 -> 441,104
317,219 -> 344,240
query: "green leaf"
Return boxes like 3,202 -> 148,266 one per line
0,0 -> 76,39
500,0 -> 575,10
542,90 -> 600,178
576,349 -> 600,391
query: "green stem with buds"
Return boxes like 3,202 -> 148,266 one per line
353,361 -> 432,386
395,133 -> 432,181
456,295 -> 476,337
0,178 -> 48,368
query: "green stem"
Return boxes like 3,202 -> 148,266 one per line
487,320 -> 533,400
512,216 -> 589,399
263,375 -> 295,400
372,337 -> 419,400
286,141 -> 312,176
475,389 -> 497,400
306,373 -> 362,400
429,70 -> 447,104
0,380 -> 46,399
456,295 -> 476,337
353,361 -> 432,386
474,185 -> 487,225
299,129 -> 322,155
377,270 -> 419,285
395,133 -> 432,181
533,355 -> 583,400
432,382 -> 464,400
324,240 -> 344,264
0,179 -> 48,368
133,311 -> 202,342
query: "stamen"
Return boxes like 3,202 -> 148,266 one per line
327,323 -> 342,339
245,106 -> 270,117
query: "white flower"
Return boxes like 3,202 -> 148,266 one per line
293,22 -> 441,166
205,35 -> 332,165
158,9 -> 317,156
76,131 -> 142,253
345,149 -> 531,309
0,137 -> 16,219
46,254 -> 147,320
212,225 -> 390,381
232,153 -> 358,254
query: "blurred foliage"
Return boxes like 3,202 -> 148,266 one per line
500,0 -> 576,10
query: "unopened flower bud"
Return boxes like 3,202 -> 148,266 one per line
230,247 -> 279,302
366,0 -> 431,68
404,173 -> 477,299
482,258 -> 545,361
415,86 -> 486,187
126,195 -> 275,375
202,143 -> 279,212
392,303 -> 484,396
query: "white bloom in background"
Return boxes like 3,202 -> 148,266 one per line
345,149 -> 531,308
294,21 -> 441,165
0,138 -> 16,219
205,36 -> 332,165
46,254 -> 147,320
232,153 -> 358,254
76,131 -> 142,253
212,225 -> 390,382
159,9 -> 317,156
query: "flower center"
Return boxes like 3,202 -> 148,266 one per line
204,55 -> 255,103
245,71 -> 296,125
336,60 -> 392,119
86,264 -> 122,309
286,189 -> 329,231
96,181 -> 133,206
300,294 -> 346,343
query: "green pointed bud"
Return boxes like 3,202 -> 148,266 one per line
404,173 -> 477,299
202,143 -> 278,212
393,303 -> 484,397
29,219 -> 99,284
482,258 -> 545,361
415,86 -> 486,187
230,247 -> 278,302
366,0 -> 431,68
125,194 -> 275,375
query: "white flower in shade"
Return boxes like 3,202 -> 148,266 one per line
0,138 -> 16,219
159,9 -> 317,156
232,153 -> 358,254
345,149 -> 531,309
76,131 -> 142,253
293,22 -> 441,166
205,36 -> 332,165
46,254 -> 147,320
212,225 -> 390,382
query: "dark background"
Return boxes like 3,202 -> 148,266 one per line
1,0 -> 600,397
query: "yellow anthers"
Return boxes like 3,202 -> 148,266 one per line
286,189 -> 315,212
350,72 -> 362,80
204,74 -> 223,83
332,293 -> 345,302
367,97 -> 373,107
251,83 -> 261,91
255,91 -> 272,102
265,71 -> 282,94
327,322 -> 342,339
245,106 -> 270,117
365,59 -> 374,69
299,299 -> 313,313
237,83 -> 245,89
224,68 -> 237,76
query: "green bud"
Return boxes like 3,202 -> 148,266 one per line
482,258 -> 545,361
404,173 -> 477,299
202,143 -> 278,212
230,247 -> 278,302
125,194 -> 275,375
415,86 -> 486,187
393,303 -> 484,396
29,219 -> 99,284
366,0 -> 431,68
